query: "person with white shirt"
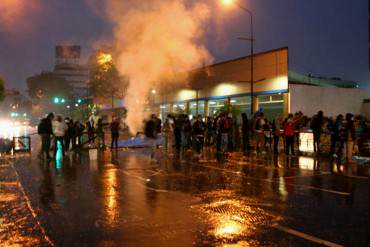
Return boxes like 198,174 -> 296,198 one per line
53,115 -> 68,157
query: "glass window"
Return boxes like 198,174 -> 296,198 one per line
173,103 -> 186,114
258,102 -> 283,120
208,99 -> 228,116
160,104 -> 171,121
230,96 -> 251,118
258,95 -> 270,103
271,94 -> 284,101
257,94 -> 285,120
189,100 -> 205,118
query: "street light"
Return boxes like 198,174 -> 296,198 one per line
221,0 -> 255,115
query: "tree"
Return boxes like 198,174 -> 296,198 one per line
27,72 -> 73,100
0,77 -> 5,102
88,56 -> 128,100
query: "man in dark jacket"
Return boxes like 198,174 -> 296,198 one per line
310,110 -> 324,153
38,112 -> 54,159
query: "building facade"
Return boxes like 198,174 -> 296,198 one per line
53,45 -> 89,97
155,47 -> 364,120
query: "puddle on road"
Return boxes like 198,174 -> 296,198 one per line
193,190 -> 280,246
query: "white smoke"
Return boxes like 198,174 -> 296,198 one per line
104,0 -> 212,134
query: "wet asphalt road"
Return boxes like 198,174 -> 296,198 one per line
2,144 -> 369,246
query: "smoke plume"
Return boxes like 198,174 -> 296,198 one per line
105,0 -> 212,134
0,0 -> 40,33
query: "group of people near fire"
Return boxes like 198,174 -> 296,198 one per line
152,109 -> 358,163
38,108 -> 359,163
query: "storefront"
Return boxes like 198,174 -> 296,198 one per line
156,47 -> 289,121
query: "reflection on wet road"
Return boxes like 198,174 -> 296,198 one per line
4,145 -> 370,246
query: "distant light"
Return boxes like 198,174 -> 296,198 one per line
66,105 -> 71,109
75,103 -> 79,107
230,100 -> 237,103
221,0 -> 234,6
151,89 -> 156,94
61,98 -> 66,103
77,99 -> 82,103
23,113 -> 27,117
54,97 -> 60,104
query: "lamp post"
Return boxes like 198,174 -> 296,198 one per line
221,0 -> 254,115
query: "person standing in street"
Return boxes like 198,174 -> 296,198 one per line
64,118 -> 74,152
110,115 -> 120,149
52,115 -> 68,157
162,114 -> 174,154
310,110 -> 324,153
272,115 -> 283,154
284,114 -> 295,155
218,113 -> 229,153
192,115 -> 206,155
38,113 -> 54,160
254,112 -> 266,153
241,113 -> 250,153
328,114 -> 343,156
339,113 -> 356,162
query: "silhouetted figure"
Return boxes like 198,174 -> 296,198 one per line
38,112 -> 54,160
310,110 -> 324,153
284,114 -> 295,155
241,113 -> 250,153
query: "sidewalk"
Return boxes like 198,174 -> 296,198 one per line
0,157 -> 53,247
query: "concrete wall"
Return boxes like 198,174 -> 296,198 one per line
290,84 -> 370,117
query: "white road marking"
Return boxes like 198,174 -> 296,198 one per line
272,172 -> 331,180
273,224 -> 344,247
119,170 -> 169,193
196,163 -> 351,196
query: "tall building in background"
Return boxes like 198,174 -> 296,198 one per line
53,45 -> 89,97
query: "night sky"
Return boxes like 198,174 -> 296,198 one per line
0,0 -> 368,93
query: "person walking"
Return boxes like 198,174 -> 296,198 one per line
241,113 -> 250,153
310,110 -> 324,153
110,116 -> 120,149
37,113 -> 54,160
284,114 -> 295,155
52,115 -> 68,157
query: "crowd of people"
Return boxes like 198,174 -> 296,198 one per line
37,112 -> 121,160
154,109 -> 360,163
37,109 -> 362,163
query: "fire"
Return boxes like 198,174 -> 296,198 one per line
97,53 -> 113,65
